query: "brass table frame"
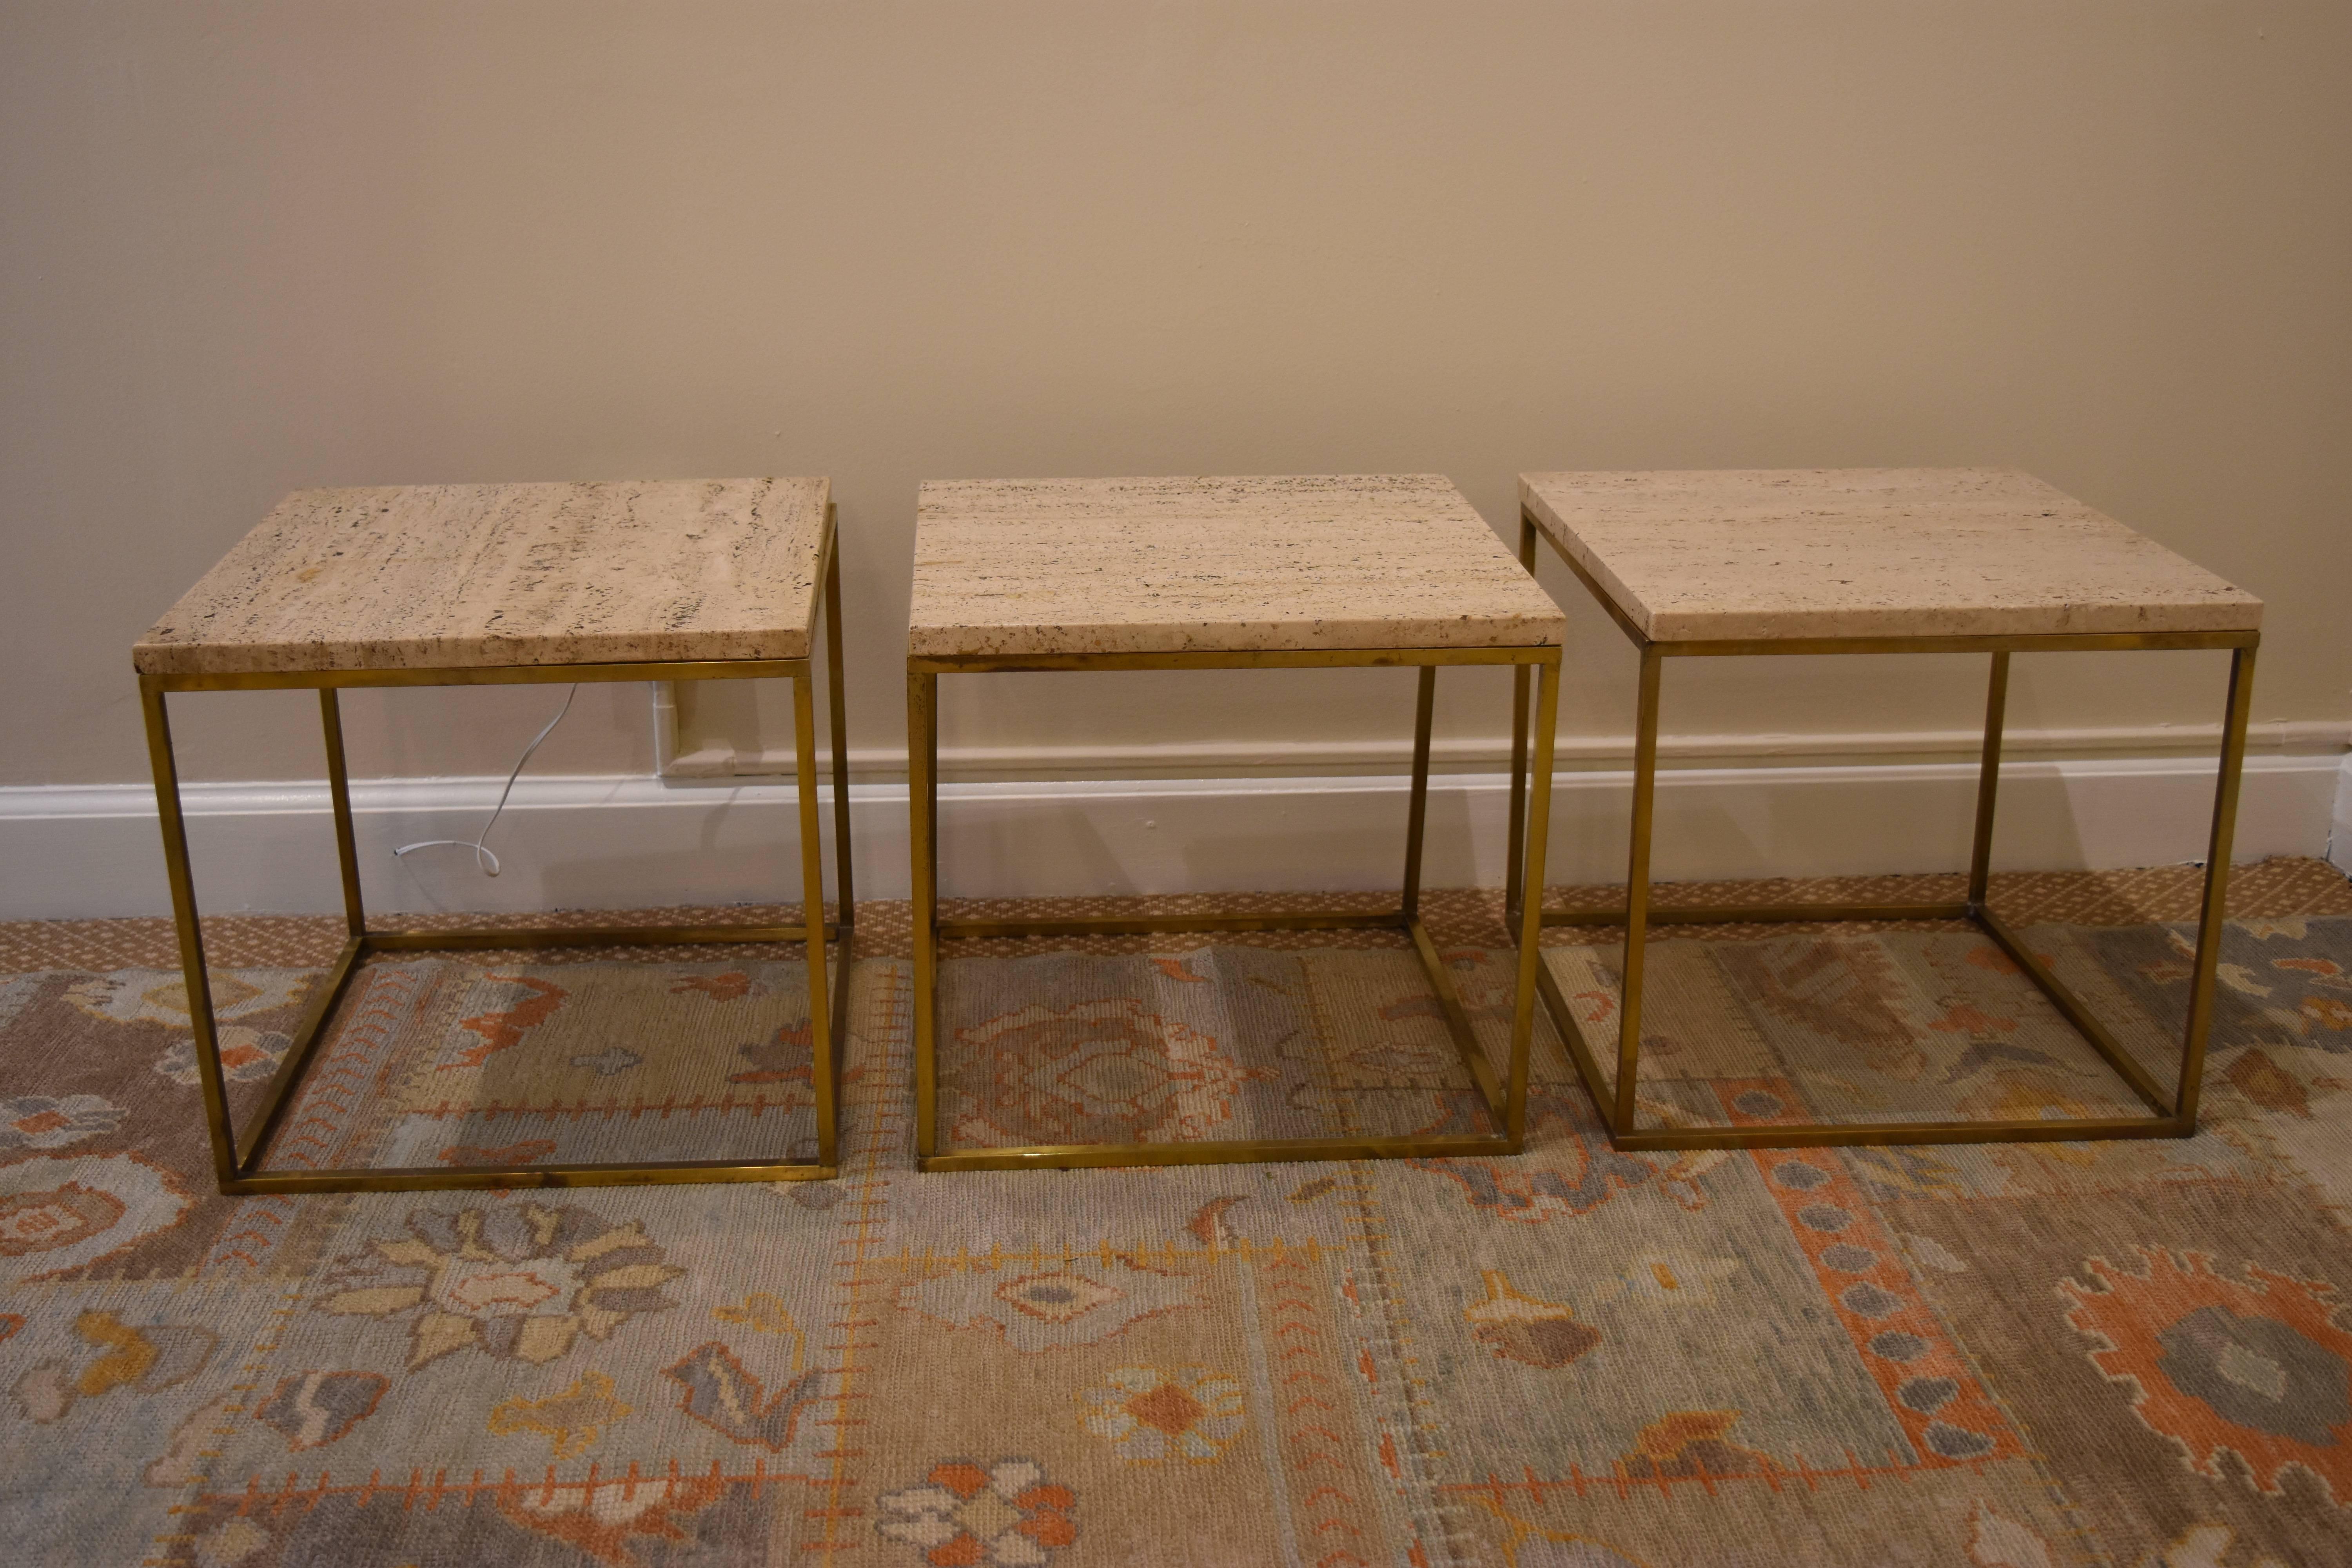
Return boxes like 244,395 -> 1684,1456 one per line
1507,506 -> 2259,1153
908,645 -> 1563,1172
138,510 -> 856,1194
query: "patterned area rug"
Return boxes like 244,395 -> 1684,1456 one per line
3,858 -> 2351,1567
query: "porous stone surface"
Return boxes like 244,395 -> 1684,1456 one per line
909,474 -> 1565,658
134,477 -> 829,674
1518,468 -> 2261,642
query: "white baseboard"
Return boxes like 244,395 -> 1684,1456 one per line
1,753 -> 2342,920
2332,752 -> 2352,877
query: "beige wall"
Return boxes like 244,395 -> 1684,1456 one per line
4,0 -> 2347,793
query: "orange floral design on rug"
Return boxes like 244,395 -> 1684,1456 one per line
443,974 -> 568,1070
1464,1270 -> 1599,1369
2062,1247 -> 2352,1503
1618,1410 -> 1771,1481
670,969 -> 760,1001
948,998 -> 1265,1147
0,1149 -> 196,1279
317,1202 -> 682,1369
1078,1365 -> 1246,1463
490,1474 -> 729,1567
877,1457 -> 1077,1566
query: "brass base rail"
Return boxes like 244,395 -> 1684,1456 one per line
1510,505 -> 2258,1154
139,508 -> 857,1194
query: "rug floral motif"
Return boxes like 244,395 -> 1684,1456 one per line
3,863 -> 2351,1566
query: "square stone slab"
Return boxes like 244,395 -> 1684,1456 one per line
909,475 -> 1566,658
134,478 -> 830,675
1518,468 -> 2261,642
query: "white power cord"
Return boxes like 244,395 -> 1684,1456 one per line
393,684 -> 579,877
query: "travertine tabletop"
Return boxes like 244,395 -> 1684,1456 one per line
134,478 -> 830,675
1519,468 -> 2261,642
909,475 -> 1565,658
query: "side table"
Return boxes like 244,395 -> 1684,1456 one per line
907,475 -> 1568,1171
1511,467 -> 2261,1152
133,478 -> 854,1192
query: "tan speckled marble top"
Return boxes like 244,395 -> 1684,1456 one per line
1519,468 -> 2261,642
909,475 -> 1565,658
134,479 -> 831,675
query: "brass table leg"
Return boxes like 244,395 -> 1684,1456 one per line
909,668 -> 941,1164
